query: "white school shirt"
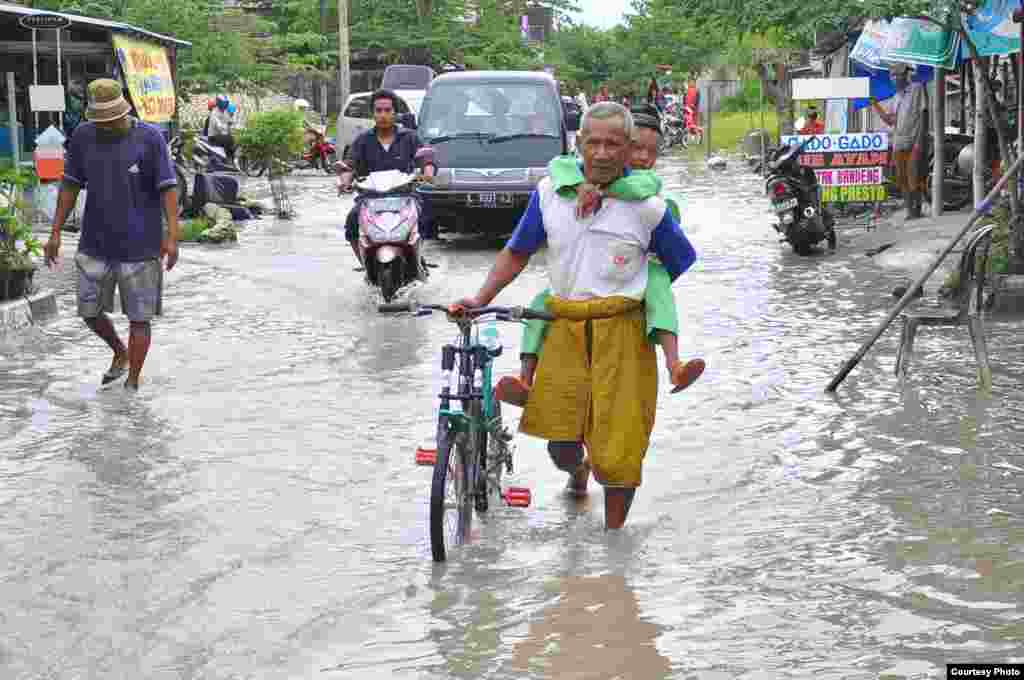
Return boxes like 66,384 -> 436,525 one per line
534,177 -> 669,301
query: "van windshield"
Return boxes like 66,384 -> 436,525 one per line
419,83 -> 561,142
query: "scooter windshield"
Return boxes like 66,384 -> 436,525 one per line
357,170 -> 416,193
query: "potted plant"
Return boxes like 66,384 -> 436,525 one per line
0,166 -> 41,301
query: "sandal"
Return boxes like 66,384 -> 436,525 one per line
101,364 -> 128,387
494,375 -> 531,407
670,358 -> 706,393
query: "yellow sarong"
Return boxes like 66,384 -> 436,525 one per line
519,296 -> 658,488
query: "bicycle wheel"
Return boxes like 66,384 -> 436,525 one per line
430,416 -> 472,562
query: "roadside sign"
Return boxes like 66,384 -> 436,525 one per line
19,14 -> 71,30
792,77 -> 870,100
779,133 -> 892,203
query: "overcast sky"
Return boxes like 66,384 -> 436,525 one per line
571,0 -> 630,30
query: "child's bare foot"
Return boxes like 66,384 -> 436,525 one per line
669,358 -> 706,393
494,375 -> 531,407
567,458 -> 591,497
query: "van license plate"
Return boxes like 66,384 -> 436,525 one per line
772,197 -> 798,212
474,192 -> 497,207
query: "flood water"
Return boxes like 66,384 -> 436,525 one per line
2,155 -> 1023,679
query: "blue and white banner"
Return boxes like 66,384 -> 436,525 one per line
963,0 -> 1022,57
850,19 -> 892,70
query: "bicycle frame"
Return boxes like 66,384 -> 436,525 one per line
437,316 -> 497,435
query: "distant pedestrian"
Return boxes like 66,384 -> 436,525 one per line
44,78 -> 180,392
871,63 -> 928,220
646,78 -> 659,107
595,85 -> 610,103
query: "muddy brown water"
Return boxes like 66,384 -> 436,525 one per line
2,157 -> 1023,679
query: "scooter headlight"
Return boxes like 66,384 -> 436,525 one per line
368,211 -> 412,242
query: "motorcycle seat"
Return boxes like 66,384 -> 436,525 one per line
197,137 -> 228,159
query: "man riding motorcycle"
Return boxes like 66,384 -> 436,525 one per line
337,89 -> 437,263
207,95 -> 237,164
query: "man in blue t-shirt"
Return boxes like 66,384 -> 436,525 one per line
44,79 -> 180,392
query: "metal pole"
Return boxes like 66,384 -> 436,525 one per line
932,68 -> 945,217
825,152 -> 1024,393
7,72 -> 19,168
31,28 -> 38,137
56,27 -> 62,133
974,58 -> 987,210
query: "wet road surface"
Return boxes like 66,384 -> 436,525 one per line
2,157 -> 1024,679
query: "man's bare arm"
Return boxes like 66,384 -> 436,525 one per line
161,189 -> 180,243
473,248 -> 531,306
50,182 -> 81,238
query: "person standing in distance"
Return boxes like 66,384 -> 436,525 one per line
44,79 -> 180,392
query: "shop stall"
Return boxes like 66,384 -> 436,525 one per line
0,2 -> 190,165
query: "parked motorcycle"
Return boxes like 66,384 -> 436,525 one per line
167,136 -> 192,216
764,136 -> 837,255
682,105 -> 704,146
663,113 -> 687,149
353,169 -> 429,301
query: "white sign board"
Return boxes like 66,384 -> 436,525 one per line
778,133 -> 890,152
29,85 -> 66,112
792,78 -> 870,101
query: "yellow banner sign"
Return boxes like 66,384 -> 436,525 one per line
112,35 -> 175,123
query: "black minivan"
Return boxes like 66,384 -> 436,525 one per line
414,71 -> 568,234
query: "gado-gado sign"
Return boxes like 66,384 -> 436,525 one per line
112,35 -> 175,123
780,133 -> 892,203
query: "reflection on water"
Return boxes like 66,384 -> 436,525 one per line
506,574 -> 671,680
3,156 -> 1024,679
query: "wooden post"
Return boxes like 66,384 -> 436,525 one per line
932,68 -> 945,217
7,72 -> 19,168
704,80 -> 711,159
336,0 -> 350,142
960,61 -> 968,134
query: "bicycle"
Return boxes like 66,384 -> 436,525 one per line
378,300 -> 554,562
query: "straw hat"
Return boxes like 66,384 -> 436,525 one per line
85,78 -> 131,123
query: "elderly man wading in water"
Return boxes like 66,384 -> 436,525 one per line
452,102 -> 697,529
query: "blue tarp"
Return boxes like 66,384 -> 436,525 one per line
850,56 -> 934,111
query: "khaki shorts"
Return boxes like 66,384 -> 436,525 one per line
75,252 -> 163,322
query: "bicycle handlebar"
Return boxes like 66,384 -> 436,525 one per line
378,301 -> 555,322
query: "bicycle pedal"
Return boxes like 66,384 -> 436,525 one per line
503,486 -> 531,507
415,443 -> 437,466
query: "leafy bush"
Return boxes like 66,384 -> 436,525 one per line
180,217 -> 213,242
236,109 -> 305,177
0,166 -> 40,272
719,80 -> 768,114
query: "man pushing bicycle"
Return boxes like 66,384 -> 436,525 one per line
452,102 -> 698,530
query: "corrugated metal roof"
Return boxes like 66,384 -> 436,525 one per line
0,2 -> 192,47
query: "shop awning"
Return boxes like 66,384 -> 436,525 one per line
0,2 -> 191,48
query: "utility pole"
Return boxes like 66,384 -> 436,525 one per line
336,0 -> 350,139
320,0 -> 328,125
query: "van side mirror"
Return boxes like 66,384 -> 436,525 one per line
399,112 -> 417,129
